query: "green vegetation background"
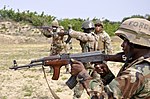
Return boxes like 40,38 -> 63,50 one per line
0,6 -> 150,36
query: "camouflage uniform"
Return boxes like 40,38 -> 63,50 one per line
94,19 -> 112,54
42,20 -> 66,55
69,20 -> 98,99
65,24 -> 73,51
49,21 -> 65,55
73,18 -> 150,99
49,33 -> 65,55
89,57 -> 150,99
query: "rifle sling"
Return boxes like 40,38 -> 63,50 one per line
42,66 -> 60,99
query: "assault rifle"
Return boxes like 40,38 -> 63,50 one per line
9,51 -> 124,89
34,26 -> 72,43
34,26 -> 69,38
35,26 -> 53,30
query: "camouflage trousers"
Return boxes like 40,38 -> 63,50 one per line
73,82 -> 84,99
50,44 -> 64,55
73,62 -> 93,99
73,69 -> 100,99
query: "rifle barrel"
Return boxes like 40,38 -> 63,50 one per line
31,55 -> 60,63
9,63 -> 43,70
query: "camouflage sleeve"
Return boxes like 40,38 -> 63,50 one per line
69,30 -> 96,42
88,67 -> 145,99
104,32 -> 113,54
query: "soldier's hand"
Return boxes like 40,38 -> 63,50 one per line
57,32 -> 65,36
70,59 -> 85,76
68,28 -> 73,34
47,28 -> 52,32
94,63 -> 110,78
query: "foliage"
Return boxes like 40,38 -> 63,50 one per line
59,18 -> 84,31
0,6 -> 56,26
0,6 -> 150,36
103,19 -> 121,36
122,15 -> 145,22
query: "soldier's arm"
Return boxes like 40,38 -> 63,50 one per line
80,68 -> 144,98
104,32 -> 113,54
103,68 -> 144,99
71,61 -> 145,98
69,30 -> 96,42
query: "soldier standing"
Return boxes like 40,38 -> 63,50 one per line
94,19 -> 112,54
70,18 -> 150,99
49,20 -> 65,55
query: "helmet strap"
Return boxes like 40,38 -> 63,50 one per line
118,42 -> 133,76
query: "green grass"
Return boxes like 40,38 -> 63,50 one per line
61,75 -> 68,80
1,96 -> 7,99
56,87 -> 63,92
22,85 -> 34,97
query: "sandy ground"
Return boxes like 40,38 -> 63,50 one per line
0,34 -> 123,99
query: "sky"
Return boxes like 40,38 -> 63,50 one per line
0,0 -> 149,21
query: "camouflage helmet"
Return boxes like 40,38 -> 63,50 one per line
115,18 -> 150,47
51,20 -> 59,27
95,19 -> 104,27
81,20 -> 95,29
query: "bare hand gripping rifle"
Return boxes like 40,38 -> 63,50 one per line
9,51 -> 124,89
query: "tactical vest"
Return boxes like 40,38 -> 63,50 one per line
94,31 -> 106,53
79,32 -> 97,53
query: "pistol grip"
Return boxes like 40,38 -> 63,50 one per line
52,66 -> 61,80
44,59 -> 69,80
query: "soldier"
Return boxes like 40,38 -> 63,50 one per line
94,19 -> 112,54
66,21 -> 99,55
68,20 -> 98,53
70,18 -> 150,99
49,20 -> 65,55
